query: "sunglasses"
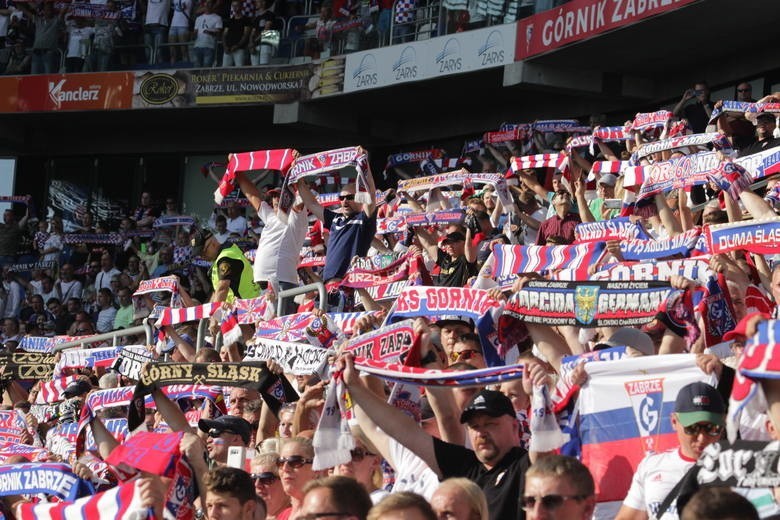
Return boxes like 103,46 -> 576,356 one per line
737,88 -> 752,92
682,422 -> 723,437
339,194 -> 355,201
276,455 -> 313,469
207,428 -> 239,438
350,448 -> 375,461
251,472 -> 278,485
450,350 -> 482,362
521,494 -> 588,510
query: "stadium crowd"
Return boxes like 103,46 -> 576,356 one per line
0,79 -> 779,520
0,0 -> 543,74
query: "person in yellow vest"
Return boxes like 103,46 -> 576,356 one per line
210,243 -> 260,304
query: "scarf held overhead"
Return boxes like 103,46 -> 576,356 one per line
501,280 -> 672,328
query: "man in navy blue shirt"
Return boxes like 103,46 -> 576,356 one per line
297,174 -> 377,284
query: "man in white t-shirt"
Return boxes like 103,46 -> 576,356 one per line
143,0 -> 171,63
64,17 -> 94,72
616,382 -> 726,520
225,203 -> 247,236
235,175 -> 306,315
54,263 -> 82,306
192,0 -> 222,68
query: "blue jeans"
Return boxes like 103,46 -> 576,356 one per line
91,48 -> 112,72
191,46 -> 215,68
31,49 -> 59,74
143,25 -> 168,64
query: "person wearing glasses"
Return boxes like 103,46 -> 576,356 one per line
449,333 -> 485,369
276,436 -> 320,519
251,452 -> 290,520
341,348 -> 530,520
331,439 -> 387,503
615,382 -> 726,520
522,455 -> 595,520
297,476 -> 372,520
297,170 -> 378,286
198,415 -> 253,466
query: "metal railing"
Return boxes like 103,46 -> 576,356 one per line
276,281 -> 326,317
389,0 -> 443,46
53,320 -> 154,352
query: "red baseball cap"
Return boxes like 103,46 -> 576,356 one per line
722,312 -> 770,342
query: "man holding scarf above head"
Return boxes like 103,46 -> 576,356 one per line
337,350 -> 541,520
235,171 -> 307,315
298,172 -> 377,290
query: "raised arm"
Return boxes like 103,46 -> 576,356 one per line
151,387 -> 194,433
413,227 -> 441,261
740,189 -> 776,220
518,170 -> 549,201
339,353 -> 441,477
361,155 -> 377,217
654,193 -> 682,237
574,177 -> 596,223
296,179 -> 325,222
235,171 -> 266,213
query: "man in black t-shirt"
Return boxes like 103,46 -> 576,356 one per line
738,113 -> 780,157
416,229 -> 477,287
341,352 -> 530,520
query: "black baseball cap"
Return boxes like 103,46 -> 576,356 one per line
674,382 -> 725,427
756,112 -> 776,123
460,390 -> 515,424
441,231 -> 466,243
63,380 -> 92,398
198,415 -> 252,445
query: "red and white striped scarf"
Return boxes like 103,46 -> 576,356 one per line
154,302 -> 221,328
18,477 -> 151,519
214,149 -> 297,204
483,126 -> 529,144
35,375 -> 80,404
511,153 -> 567,171
626,110 -> 673,132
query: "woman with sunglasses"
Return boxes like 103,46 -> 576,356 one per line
275,437 -> 319,520
331,437 -> 388,504
251,452 -> 290,520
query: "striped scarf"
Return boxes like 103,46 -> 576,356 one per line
215,149 -> 297,204
152,216 -> 195,228
705,217 -> 780,255
154,302 -> 221,328
480,242 -> 605,289
355,359 -> 524,387
286,146 -> 373,205
483,126 -> 530,144
619,228 -> 703,261
627,110 -> 673,132
35,375 -> 80,404
636,132 -> 723,159
387,286 -> 503,364
511,153 -> 567,171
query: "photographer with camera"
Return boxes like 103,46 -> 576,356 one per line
673,81 -> 714,133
